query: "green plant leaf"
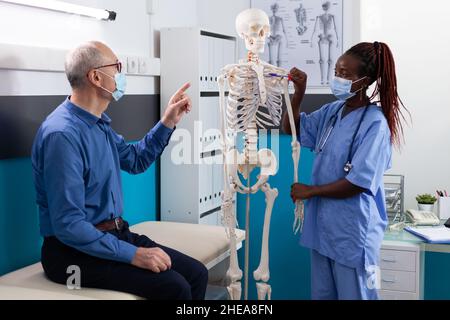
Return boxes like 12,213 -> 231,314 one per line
416,193 -> 437,204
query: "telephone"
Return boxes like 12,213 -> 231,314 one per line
406,209 -> 440,226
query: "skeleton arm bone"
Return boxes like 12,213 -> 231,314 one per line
332,15 -> 339,47
218,74 -> 231,188
218,73 -> 243,300
282,79 -> 304,234
282,68 -> 306,135
310,17 -> 319,47
281,18 -> 288,48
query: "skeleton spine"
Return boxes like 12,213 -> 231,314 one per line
244,118 -> 258,165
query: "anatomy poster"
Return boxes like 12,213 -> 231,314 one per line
251,0 -> 344,88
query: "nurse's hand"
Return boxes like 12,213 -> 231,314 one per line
291,183 -> 317,201
289,67 -> 307,96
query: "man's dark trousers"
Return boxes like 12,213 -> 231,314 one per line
41,222 -> 209,300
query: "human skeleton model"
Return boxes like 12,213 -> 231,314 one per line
310,1 -> 339,85
217,8 -> 304,301
268,3 -> 288,67
294,3 -> 308,36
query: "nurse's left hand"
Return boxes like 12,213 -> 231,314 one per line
291,183 -> 317,202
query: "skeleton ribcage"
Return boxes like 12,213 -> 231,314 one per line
226,65 -> 283,132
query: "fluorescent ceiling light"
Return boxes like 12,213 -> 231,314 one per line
1,0 -> 116,21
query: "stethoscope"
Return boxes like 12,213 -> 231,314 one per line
315,102 -> 369,174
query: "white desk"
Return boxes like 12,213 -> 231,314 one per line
379,222 -> 450,300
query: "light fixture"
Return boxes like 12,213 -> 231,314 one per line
1,0 -> 116,21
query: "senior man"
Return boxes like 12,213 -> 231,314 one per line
31,41 -> 208,300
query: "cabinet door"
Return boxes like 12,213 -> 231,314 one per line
208,37 -> 215,91
380,269 -> 416,292
380,249 -> 416,272
223,39 -> 236,66
200,210 -> 218,226
199,162 -> 207,215
201,97 -> 217,153
200,36 -> 209,92
213,154 -> 223,210
213,37 -> 223,88
378,289 -> 418,300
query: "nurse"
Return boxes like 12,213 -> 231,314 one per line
282,42 -> 409,300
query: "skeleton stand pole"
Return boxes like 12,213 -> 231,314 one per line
244,164 -> 250,300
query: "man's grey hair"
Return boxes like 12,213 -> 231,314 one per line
65,42 -> 107,89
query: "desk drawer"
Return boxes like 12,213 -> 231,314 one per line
380,270 -> 416,293
378,289 -> 418,300
380,249 -> 416,272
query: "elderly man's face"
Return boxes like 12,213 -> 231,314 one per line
92,43 -> 121,99
97,43 -> 120,76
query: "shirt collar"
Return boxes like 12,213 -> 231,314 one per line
64,97 -> 112,127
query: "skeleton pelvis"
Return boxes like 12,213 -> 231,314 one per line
226,148 -> 278,181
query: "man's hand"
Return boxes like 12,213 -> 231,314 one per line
291,183 -> 317,202
131,247 -> 172,273
161,82 -> 192,129
289,67 -> 307,96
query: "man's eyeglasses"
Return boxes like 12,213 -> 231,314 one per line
94,62 -> 122,73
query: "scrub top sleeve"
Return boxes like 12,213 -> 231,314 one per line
298,104 -> 330,149
345,120 -> 392,196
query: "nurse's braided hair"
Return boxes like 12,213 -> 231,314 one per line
345,42 -> 409,148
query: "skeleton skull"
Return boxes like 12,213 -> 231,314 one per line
235,8 -> 270,54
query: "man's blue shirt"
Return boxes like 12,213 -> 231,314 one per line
32,97 -> 174,263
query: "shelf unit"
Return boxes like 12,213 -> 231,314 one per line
160,27 -> 237,226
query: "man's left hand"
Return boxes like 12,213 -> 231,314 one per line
161,82 -> 192,129
291,183 -> 317,202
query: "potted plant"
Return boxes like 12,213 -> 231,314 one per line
415,194 -> 437,211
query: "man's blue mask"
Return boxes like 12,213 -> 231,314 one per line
98,70 -> 127,101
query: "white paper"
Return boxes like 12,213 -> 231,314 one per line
406,226 -> 450,243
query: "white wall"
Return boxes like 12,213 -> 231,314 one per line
197,0 -> 251,59
197,0 -> 251,35
0,0 -> 156,95
151,0 -> 198,58
0,0 -> 151,56
151,0 -> 250,58
361,0 -> 450,211
0,0 -> 251,96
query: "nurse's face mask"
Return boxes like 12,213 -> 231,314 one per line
330,76 -> 367,101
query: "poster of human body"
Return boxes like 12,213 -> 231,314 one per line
251,0 -> 344,88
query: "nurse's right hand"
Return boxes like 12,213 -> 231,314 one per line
289,67 -> 307,97
291,183 -> 317,202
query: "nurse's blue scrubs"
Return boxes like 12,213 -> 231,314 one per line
298,100 -> 392,300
